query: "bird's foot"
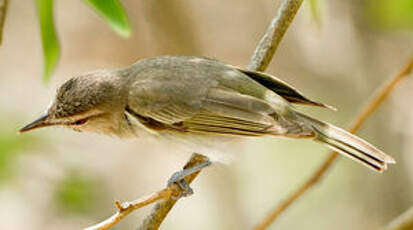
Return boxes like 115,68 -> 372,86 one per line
167,160 -> 212,199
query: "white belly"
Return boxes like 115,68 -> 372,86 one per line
125,111 -> 251,163
147,129 -> 245,163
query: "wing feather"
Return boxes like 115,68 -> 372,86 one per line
182,122 -> 267,136
186,110 -> 272,132
235,67 -> 335,110
179,88 -> 287,136
128,74 -> 288,136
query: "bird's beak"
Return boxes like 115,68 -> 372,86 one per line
19,113 -> 52,133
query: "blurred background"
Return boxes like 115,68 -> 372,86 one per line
1,0 -> 413,229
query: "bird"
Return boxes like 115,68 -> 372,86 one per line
20,55 -> 395,173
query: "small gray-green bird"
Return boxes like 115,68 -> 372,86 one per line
20,56 -> 395,172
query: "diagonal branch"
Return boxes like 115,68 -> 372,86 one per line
138,153 -> 209,230
384,206 -> 413,230
247,0 -> 303,71
84,153 -> 209,230
253,57 -> 413,230
84,189 -> 172,230
0,0 -> 8,45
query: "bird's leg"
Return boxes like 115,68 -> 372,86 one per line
167,160 -> 212,199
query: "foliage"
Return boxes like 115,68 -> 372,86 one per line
36,0 -> 59,83
0,128 -> 37,183
308,0 -> 321,26
55,171 -> 102,214
366,0 -> 413,29
36,0 -> 131,82
84,0 -> 131,37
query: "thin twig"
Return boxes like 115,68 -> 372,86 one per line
384,206 -> 413,230
247,0 -> 303,71
85,189 -> 173,230
138,153 -> 210,230
0,0 -> 8,45
253,57 -> 413,230
85,153 -> 209,230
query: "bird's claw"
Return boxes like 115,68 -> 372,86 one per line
167,160 -> 212,199
168,172 -> 194,199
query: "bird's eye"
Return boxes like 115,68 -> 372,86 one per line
73,119 -> 88,126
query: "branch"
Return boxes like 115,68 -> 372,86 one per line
84,153 -> 209,230
384,206 -> 413,230
0,0 -> 8,45
137,153 -> 209,230
85,189 -> 172,230
247,0 -> 303,71
253,57 -> 413,230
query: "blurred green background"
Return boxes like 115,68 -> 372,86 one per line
1,0 -> 413,229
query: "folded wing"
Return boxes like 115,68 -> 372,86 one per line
128,81 -> 290,136
236,67 -> 336,110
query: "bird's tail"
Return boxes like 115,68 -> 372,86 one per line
296,112 -> 395,172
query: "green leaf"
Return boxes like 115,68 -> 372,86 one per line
308,0 -> 321,27
84,0 -> 131,37
55,171 -> 100,214
366,0 -> 413,29
36,0 -> 60,83
0,128 -> 38,183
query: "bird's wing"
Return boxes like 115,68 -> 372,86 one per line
182,87 -> 284,136
127,77 -> 207,125
234,67 -> 336,110
127,78 -> 285,136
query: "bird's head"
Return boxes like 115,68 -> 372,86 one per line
20,70 -> 131,136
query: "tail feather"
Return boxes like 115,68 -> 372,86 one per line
296,112 -> 395,172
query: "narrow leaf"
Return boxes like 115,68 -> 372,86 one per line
36,0 -> 60,82
308,0 -> 321,27
84,0 -> 131,37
